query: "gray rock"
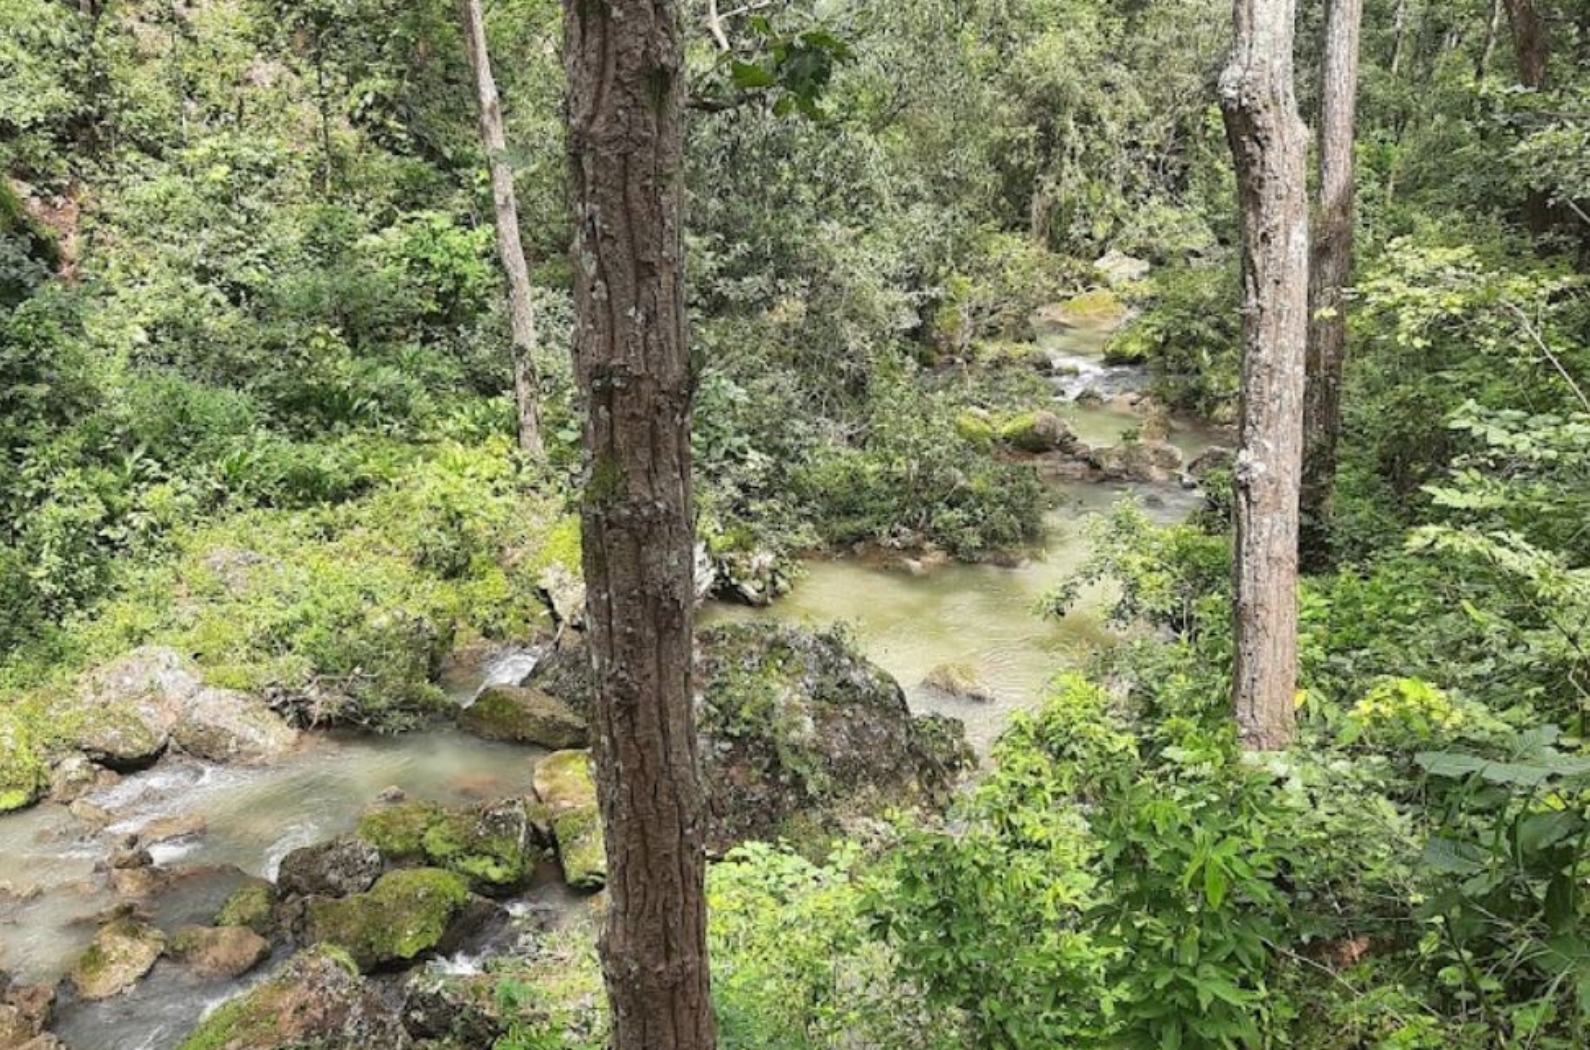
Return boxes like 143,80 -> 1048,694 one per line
72,647 -> 200,768
277,837 -> 383,900
459,686 -> 587,749
171,687 -> 298,764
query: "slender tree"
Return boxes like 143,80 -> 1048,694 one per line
563,0 -> 715,1046
1219,0 -> 1309,750
460,0 -> 544,458
1300,0 -> 1363,570
1503,0 -> 1549,88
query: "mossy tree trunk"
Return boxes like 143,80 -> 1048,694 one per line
563,0 -> 715,1046
460,0 -> 544,459
1300,0 -> 1362,571
1220,0 -> 1308,750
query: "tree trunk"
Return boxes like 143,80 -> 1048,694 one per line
1503,0 -> 1548,88
460,0 -> 544,459
1219,0 -> 1309,751
1300,0 -> 1362,572
1389,0 -> 1409,77
1479,0 -> 1504,79
563,0 -> 715,1047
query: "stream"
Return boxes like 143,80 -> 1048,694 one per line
0,309 -> 1218,1048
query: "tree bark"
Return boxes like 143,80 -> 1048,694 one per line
1479,0 -> 1504,79
1503,0 -> 1549,88
563,0 -> 715,1047
460,0 -> 544,459
1300,0 -> 1362,571
1220,0 -> 1308,751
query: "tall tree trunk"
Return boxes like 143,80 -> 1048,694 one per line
460,0 -> 543,458
1503,0 -> 1554,232
1479,0 -> 1505,79
1389,0 -> 1410,77
1300,0 -> 1362,571
563,1 -> 715,1048
1219,0 -> 1309,751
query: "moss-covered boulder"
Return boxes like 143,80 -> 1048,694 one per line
0,713 -> 46,814
69,915 -> 167,1000
1048,288 -> 1127,328
401,971 -> 507,1045
997,410 -> 1079,454
532,751 -> 605,890
277,836 -> 382,899
954,410 -> 997,450
214,879 -> 276,935
168,924 -> 271,979
176,946 -> 412,1050
1099,438 -> 1185,484
697,624 -> 972,853
304,868 -> 472,972
356,797 -> 542,890
459,686 -> 588,749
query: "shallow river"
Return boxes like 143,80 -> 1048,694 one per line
0,311 -> 1215,1048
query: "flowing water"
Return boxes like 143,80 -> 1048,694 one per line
0,310 -> 1219,1048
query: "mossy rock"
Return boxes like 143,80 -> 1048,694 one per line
997,411 -> 1076,454
532,751 -> 605,890
70,915 -> 167,1000
1051,288 -> 1127,328
356,798 -> 541,890
168,924 -> 271,979
459,685 -> 588,749
215,879 -> 276,935
0,712 -> 47,813
176,945 -> 411,1050
954,410 -> 997,450
305,868 -> 472,972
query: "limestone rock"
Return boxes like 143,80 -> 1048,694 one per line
1095,250 -> 1151,285
176,947 -> 412,1050
277,837 -> 382,900
922,662 -> 997,704
168,925 -> 271,979
1100,439 -> 1185,484
357,798 -> 542,891
172,687 -> 298,764
459,686 -> 588,749
304,869 -> 473,972
532,751 -> 604,890
69,915 -> 166,1000
72,647 -> 199,768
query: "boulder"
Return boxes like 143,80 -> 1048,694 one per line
1044,289 -> 1127,329
1100,439 -> 1185,484
0,715 -> 46,814
922,662 -> 997,704
0,980 -> 53,1048
277,837 -> 382,900
998,411 -> 1079,455
459,686 -> 588,749
171,687 -> 298,764
532,751 -> 604,889
215,879 -> 276,935
176,946 -> 412,1050
525,641 -> 596,719
168,925 -> 271,979
1138,402 -> 1173,443
536,563 -> 586,630
697,624 -> 972,852
357,798 -> 543,891
694,542 -> 719,604
401,972 -> 505,1045
716,546 -> 785,607
69,915 -> 166,1000
46,754 -> 111,805
304,869 -> 473,972
1095,250 -> 1151,285
71,647 -> 200,769
1186,445 -> 1237,479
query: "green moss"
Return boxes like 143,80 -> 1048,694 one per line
306,868 -> 471,971
176,946 -> 360,1050
358,800 -> 446,860
996,412 -> 1044,452
1053,288 -> 1126,328
0,709 -> 47,813
215,879 -> 275,934
359,799 -> 534,888
954,410 -> 997,450
525,515 -> 583,576
551,805 -> 606,889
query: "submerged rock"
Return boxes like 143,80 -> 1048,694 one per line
277,837 -> 382,900
176,946 -> 411,1050
1099,439 -> 1185,484
69,914 -> 166,1000
532,750 -> 604,890
168,924 -> 271,979
922,662 -> 997,704
0,978 -> 54,1048
304,868 -> 473,973
460,686 -> 587,749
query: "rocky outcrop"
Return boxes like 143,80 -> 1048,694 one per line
66,647 -> 297,773
401,971 -> 506,1046
532,751 -> 604,889
459,686 -> 588,749
167,924 -> 271,979
696,624 -> 972,852
535,563 -> 586,630
277,837 -> 383,900
1095,250 -> 1151,285
176,946 -> 412,1050
69,914 -> 166,1000
1099,439 -> 1185,484
304,868 -> 474,973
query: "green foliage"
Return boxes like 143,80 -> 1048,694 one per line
1108,260 -> 1242,420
